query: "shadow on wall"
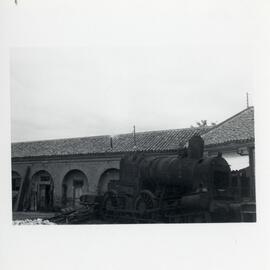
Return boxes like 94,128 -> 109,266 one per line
98,168 -> 120,195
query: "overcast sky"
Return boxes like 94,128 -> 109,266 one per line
10,1 -> 256,142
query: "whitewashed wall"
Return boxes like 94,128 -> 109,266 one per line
222,152 -> 249,170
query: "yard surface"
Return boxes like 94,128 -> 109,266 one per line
13,211 -> 58,221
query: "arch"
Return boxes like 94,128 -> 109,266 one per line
30,170 -> 54,212
98,168 -> 120,195
12,171 -> 22,210
62,169 -> 89,207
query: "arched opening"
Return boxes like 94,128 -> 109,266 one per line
62,170 -> 88,207
98,168 -> 120,195
30,170 -> 54,212
12,171 -> 22,210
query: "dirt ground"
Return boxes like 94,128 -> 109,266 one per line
13,211 -> 59,221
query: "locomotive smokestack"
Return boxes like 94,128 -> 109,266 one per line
187,135 -> 204,159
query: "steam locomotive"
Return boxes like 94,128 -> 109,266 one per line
95,135 -> 248,223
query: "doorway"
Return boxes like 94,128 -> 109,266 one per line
62,170 -> 88,207
31,171 -> 54,212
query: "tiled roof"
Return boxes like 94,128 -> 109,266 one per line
12,127 -> 210,158
12,136 -> 111,158
111,127 -> 209,152
12,107 -> 255,158
202,107 -> 254,147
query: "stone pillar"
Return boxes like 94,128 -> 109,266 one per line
248,146 -> 256,200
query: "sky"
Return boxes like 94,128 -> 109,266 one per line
9,0 -> 257,142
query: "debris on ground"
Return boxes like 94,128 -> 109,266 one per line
13,219 -> 56,225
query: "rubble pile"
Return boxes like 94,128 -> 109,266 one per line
13,218 -> 56,225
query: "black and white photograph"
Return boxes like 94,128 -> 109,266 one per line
10,47 -> 256,224
1,0 -> 270,270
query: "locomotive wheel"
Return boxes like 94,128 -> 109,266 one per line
104,196 -> 117,210
100,190 -> 118,219
134,190 -> 157,215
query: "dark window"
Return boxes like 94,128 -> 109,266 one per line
12,177 -> 21,191
73,179 -> 83,187
40,176 -> 50,182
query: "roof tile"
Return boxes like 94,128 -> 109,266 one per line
202,107 -> 254,146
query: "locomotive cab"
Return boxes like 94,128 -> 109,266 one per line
182,135 -> 232,200
211,156 -> 232,200
192,154 -> 232,200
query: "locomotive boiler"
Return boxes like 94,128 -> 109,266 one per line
100,135 -> 239,223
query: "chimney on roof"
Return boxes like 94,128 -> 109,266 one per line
110,136 -> 113,149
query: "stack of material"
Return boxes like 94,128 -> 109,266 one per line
13,219 -> 56,225
49,206 -> 97,224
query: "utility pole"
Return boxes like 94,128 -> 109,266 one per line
246,92 -> 250,108
133,125 -> 137,149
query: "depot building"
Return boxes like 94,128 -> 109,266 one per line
11,107 -> 255,212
